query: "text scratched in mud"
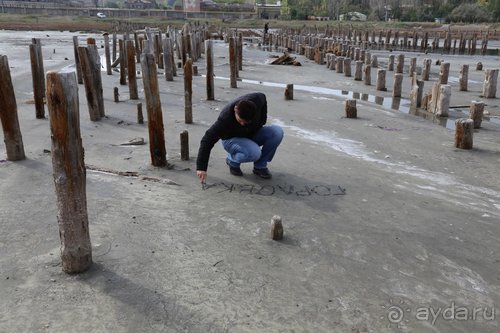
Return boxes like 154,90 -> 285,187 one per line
203,182 -> 346,197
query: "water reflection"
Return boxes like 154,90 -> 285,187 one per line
210,75 -> 496,129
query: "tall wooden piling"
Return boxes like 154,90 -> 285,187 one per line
354,61 -> 363,81
396,54 -> 404,74
388,54 -> 395,71
344,58 -> 352,77
409,57 -> 416,77
46,71 -> 92,274
77,46 -> 104,121
137,103 -> 143,124
103,33 -> 112,75
72,36 -> 83,84
422,58 -> 431,81
364,64 -> 371,85
205,39 -> 214,100
436,85 -> 451,117
229,37 -> 237,88
126,40 -> 138,100
163,38 -> 174,81
140,54 -> 167,167
0,55 -> 26,161
29,38 -> 46,119
345,99 -> 357,118
119,39 -> 127,85
184,58 -> 193,124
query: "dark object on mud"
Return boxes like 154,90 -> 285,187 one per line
270,52 -> 301,66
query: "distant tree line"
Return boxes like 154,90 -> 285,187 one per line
279,0 -> 500,22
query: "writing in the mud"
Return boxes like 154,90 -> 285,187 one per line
204,183 -> 346,196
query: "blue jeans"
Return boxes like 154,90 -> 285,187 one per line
222,125 -> 284,169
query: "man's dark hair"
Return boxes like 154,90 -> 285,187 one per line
236,100 -> 257,121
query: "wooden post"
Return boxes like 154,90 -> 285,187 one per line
354,61 -> 363,81
422,58 -> 431,81
103,33 -> 112,75
376,69 -> 386,91
455,118 -> 474,149
371,54 -> 378,68
388,54 -> 395,71
439,62 -> 450,84
77,46 -> 104,121
469,101 -> 485,129
238,32 -> 243,71
46,71 -> 92,274
393,73 -> 403,97
163,38 -> 174,81
134,32 -> 141,63
184,58 -> 193,124
271,215 -> 283,241
476,62 -> 483,71
29,38 -> 45,119
229,37 -> 237,88
344,58 -> 351,77
72,36 -> 83,84
364,64 -> 371,85
0,55 -> 26,161
459,64 -> 469,91
112,32 -> 117,62
409,57 -> 416,77
482,69 -> 499,98
180,130 -> 189,161
410,78 -> 424,108
126,40 -> 138,100
205,39 -> 214,100
396,54 -> 404,74
336,56 -> 344,73
345,99 -> 357,118
119,39 -> 127,85
140,54 -> 167,167
113,87 -> 119,102
436,84 -> 451,117
137,102 -> 143,124
284,84 -> 294,100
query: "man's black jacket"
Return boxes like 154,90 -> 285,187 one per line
196,92 -> 267,171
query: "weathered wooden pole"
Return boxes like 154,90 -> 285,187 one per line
29,38 -> 46,119
469,101 -> 485,129
46,71 -> 92,274
284,84 -> 294,100
271,215 -> 283,241
363,64 -> 371,85
336,56 -> 344,73
422,58 -> 431,81
476,62 -> 483,71
455,118 -> 474,149
113,87 -> 119,102
112,32 -> 117,62
354,61 -> 363,81
126,40 -> 138,100
409,57 -> 416,77
238,32 -> 243,71
77,46 -> 104,121
439,62 -> 450,84
410,78 -> 424,108
344,58 -> 352,77
180,130 -> 189,161
388,54 -> 395,71
137,102 -> 144,124
103,33 -> 112,75
205,39 -> 214,100
459,64 -> 469,91
483,69 -> 498,98
163,38 -> 174,81
396,54 -> 404,74
72,36 -> 83,84
345,99 -> 357,118
0,55 -> 26,161
184,58 -> 193,124
371,54 -> 378,68
376,69 -> 386,91
140,54 -> 167,167
119,39 -> 127,85
229,37 -> 237,88
393,73 -> 403,97
436,84 -> 451,117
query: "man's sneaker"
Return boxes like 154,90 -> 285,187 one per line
226,158 -> 243,176
253,167 -> 272,179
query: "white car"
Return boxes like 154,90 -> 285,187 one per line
96,12 -> 106,18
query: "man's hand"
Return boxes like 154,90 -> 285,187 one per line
197,170 -> 207,183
